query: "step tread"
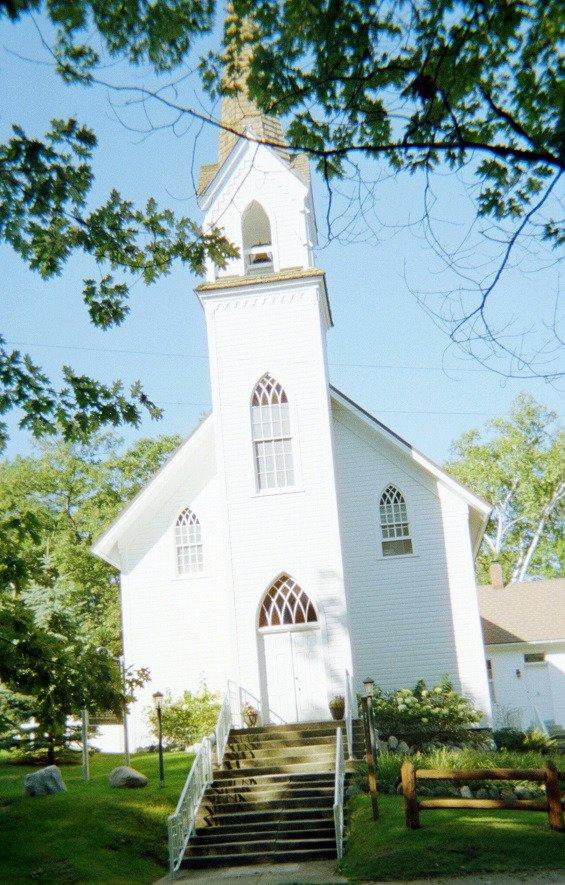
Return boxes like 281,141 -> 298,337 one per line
183,847 -> 337,868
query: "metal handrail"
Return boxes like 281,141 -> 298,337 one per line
344,669 -> 355,759
333,726 -> 345,860
167,736 -> 213,876
215,691 -> 234,766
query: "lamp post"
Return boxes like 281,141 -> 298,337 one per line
361,678 -> 379,820
152,691 -> 165,788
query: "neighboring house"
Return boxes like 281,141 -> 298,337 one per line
479,566 -> 565,731
93,86 -> 493,750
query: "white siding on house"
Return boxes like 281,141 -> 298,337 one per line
332,398 -> 491,719
487,644 -> 565,731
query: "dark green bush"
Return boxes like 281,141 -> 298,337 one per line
369,676 -> 483,748
494,727 -> 557,754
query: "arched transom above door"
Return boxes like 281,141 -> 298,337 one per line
259,575 -> 317,629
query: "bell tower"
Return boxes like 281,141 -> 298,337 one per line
194,53 -> 352,716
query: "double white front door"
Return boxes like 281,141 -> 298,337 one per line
262,628 -> 327,723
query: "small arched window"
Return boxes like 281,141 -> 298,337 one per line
379,485 -> 413,556
175,508 -> 203,574
259,575 -> 317,628
251,374 -> 294,490
242,201 -> 273,275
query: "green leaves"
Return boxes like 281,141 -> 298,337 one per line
0,120 -> 236,447
212,0 -> 563,239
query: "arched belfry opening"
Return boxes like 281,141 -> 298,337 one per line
242,201 -> 274,275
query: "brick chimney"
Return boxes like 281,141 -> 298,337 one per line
490,562 -> 504,589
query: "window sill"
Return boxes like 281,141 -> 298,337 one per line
376,553 -> 420,562
172,573 -> 210,582
253,486 -> 305,499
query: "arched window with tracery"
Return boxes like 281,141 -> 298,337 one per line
379,485 -> 413,556
259,575 -> 317,628
251,373 -> 294,490
175,507 -> 203,574
242,201 -> 273,275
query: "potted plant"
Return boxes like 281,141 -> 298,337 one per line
242,703 -> 260,727
329,695 -> 345,720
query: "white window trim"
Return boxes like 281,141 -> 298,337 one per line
258,621 -> 321,636
378,485 -> 414,558
249,374 -> 302,496
173,507 -> 204,577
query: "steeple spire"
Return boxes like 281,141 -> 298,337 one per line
197,10 -> 309,197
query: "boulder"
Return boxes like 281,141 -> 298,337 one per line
460,785 -> 472,798
397,740 -> 410,755
378,740 -> 389,754
387,735 -> 399,750
500,789 -> 515,803
108,765 -> 148,788
475,788 -> 488,799
514,785 -> 531,800
24,765 -> 66,797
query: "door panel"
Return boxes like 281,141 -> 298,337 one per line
524,665 -> 554,728
263,631 -> 296,723
291,630 -> 328,722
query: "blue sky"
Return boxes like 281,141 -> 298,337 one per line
1,13 -> 563,463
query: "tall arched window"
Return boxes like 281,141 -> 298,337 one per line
259,575 -> 317,628
379,485 -> 413,556
175,507 -> 203,574
251,374 -> 294,490
242,201 -> 273,275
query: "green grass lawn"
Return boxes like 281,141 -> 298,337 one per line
0,751 -> 193,884
340,794 -> 565,881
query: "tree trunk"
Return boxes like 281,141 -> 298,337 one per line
47,733 -> 56,765
511,481 -> 565,582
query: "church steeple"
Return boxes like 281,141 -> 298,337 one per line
197,13 -> 309,198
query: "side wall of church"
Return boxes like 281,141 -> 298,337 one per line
117,422 -> 235,749
332,399 -> 492,719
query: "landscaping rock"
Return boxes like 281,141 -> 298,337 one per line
108,766 -> 148,788
378,739 -> 389,754
514,785 -> 530,800
460,785 -> 472,798
500,789 -> 515,803
397,740 -> 410,754
387,735 -> 399,750
24,765 -> 66,797
476,788 -> 488,799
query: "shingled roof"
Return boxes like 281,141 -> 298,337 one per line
478,577 -> 565,645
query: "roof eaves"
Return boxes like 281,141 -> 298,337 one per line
330,385 -> 491,517
92,412 -> 212,564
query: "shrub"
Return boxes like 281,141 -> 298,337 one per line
493,727 -> 557,754
147,688 -> 220,748
329,696 -> 345,720
369,676 -> 483,748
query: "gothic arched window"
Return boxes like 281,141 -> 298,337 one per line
251,373 -> 294,490
242,201 -> 273,275
259,575 -> 317,628
379,485 -> 413,556
175,507 -> 203,574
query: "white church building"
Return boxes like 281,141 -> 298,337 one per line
93,89 -> 493,749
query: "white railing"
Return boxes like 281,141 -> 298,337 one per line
344,669 -> 355,760
333,726 -> 345,860
167,736 -> 213,876
215,690 -> 235,767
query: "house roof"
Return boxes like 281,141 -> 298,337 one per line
479,577 -> 565,645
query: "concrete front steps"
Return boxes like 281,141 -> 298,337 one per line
182,719 -> 363,870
